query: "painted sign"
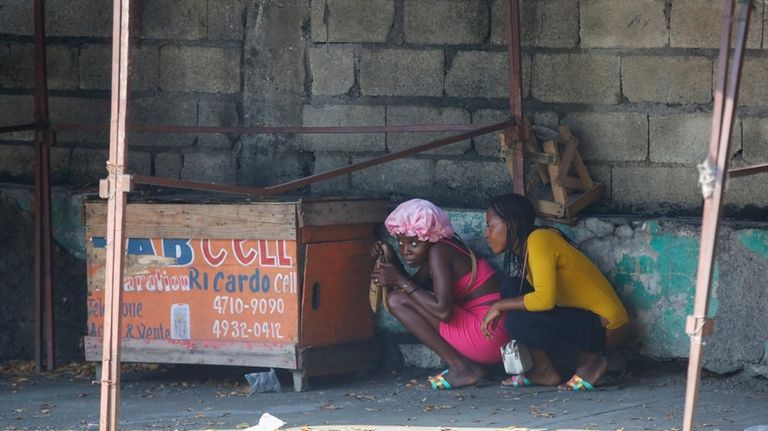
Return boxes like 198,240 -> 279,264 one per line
86,238 -> 299,344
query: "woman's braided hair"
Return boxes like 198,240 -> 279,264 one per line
488,193 -> 537,277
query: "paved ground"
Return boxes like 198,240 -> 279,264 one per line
1,360 -> 767,431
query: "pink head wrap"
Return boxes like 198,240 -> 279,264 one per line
384,199 -> 454,243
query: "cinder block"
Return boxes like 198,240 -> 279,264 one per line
130,94 -> 198,147
47,46 -> 79,90
741,118 -> 768,164
160,46 -> 241,93
491,0 -> 579,48
238,137 -> 307,186
303,105 -> 385,152
80,45 -> 160,91
404,0 -> 487,45
0,95 -> 35,141
580,0 -> 667,48
612,165 -> 701,208
181,151 -> 236,185
562,112 -> 648,162
70,148 -> 149,180
309,47 -> 354,96
533,54 -> 620,104
128,151 -> 152,176
359,48 -> 443,97
650,114 -> 740,164
70,148 -> 108,181
0,1 -> 33,35
435,159 -> 512,198
623,56 -> 712,104
0,43 -> 33,89
672,0 -> 763,48
533,111 -> 559,129
207,0 -> 246,40
198,96 -> 239,148
472,109 -> 508,157
351,156 -> 434,195
738,58 -> 768,106
141,0 -> 206,40
386,106 -> 471,155
49,97 -> 110,144
311,152 -> 351,195
154,152 -> 183,180
46,0 -> 111,37
724,168 -> 768,208
446,51 -> 530,99
311,0 -> 394,43
0,145 -> 34,177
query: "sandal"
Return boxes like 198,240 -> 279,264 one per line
558,374 -> 595,391
427,369 -> 449,384
500,374 -> 531,387
430,374 -> 453,390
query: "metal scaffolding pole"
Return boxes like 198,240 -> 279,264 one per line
505,0 -> 525,195
32,0 -> 55,372
682,1 -> 751,430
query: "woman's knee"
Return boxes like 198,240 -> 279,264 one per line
385,288 -> 410,312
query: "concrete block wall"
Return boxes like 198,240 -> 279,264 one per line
0,0 -> 245,184
2,0 -> 768,213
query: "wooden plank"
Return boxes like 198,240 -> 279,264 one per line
300,223 -> 375,244
532,199 -> 565,218
565,183 -> 604,218
298,200 -> 389,227
84,336 -> 298,369
299,339 -> 381,377
85,202 -> 298,239
556,137 -> 578,186
572,151 -> 595,189
300,240 -> 375,347
542,141 -> 568,205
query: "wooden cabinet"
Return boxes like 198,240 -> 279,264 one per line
83,198 -> 388,391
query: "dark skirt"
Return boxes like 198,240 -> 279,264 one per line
500,276 -> 606,371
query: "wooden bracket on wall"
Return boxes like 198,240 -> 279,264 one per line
500,124 -> 604,221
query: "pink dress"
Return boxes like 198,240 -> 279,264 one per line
438,240 -> 510,364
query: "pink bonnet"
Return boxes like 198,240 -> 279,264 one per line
384,199 -> 454,243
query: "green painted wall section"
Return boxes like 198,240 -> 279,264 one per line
0,186 -> 89,260
737,229 -> 768,257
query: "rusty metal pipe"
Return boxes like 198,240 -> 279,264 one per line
728,162 -> 768,178
52,122 -> 494,134
505,0 -> 525,195
0,123 -> 37,134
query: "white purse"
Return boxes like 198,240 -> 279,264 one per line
501,339 -> 533,375
499,250 -> 534,375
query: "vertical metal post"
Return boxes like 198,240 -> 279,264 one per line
33,0 -> 55,371
505,0 -> 525,195
99,0 -> 133,429
682,1 -> 750,430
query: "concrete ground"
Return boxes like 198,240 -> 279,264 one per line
1,361 -> 767,431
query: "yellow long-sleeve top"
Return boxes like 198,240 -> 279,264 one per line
522,229 -> 629,330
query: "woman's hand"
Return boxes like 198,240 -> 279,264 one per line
481,304 -> 503,339
371,262 -> 407,289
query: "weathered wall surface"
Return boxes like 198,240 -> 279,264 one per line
0,185 -> 86,362
1,0 -> 768,212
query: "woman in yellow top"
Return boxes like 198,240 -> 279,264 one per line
481,193 -> 629,391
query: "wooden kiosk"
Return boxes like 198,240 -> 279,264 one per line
83,198 -> 388,391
